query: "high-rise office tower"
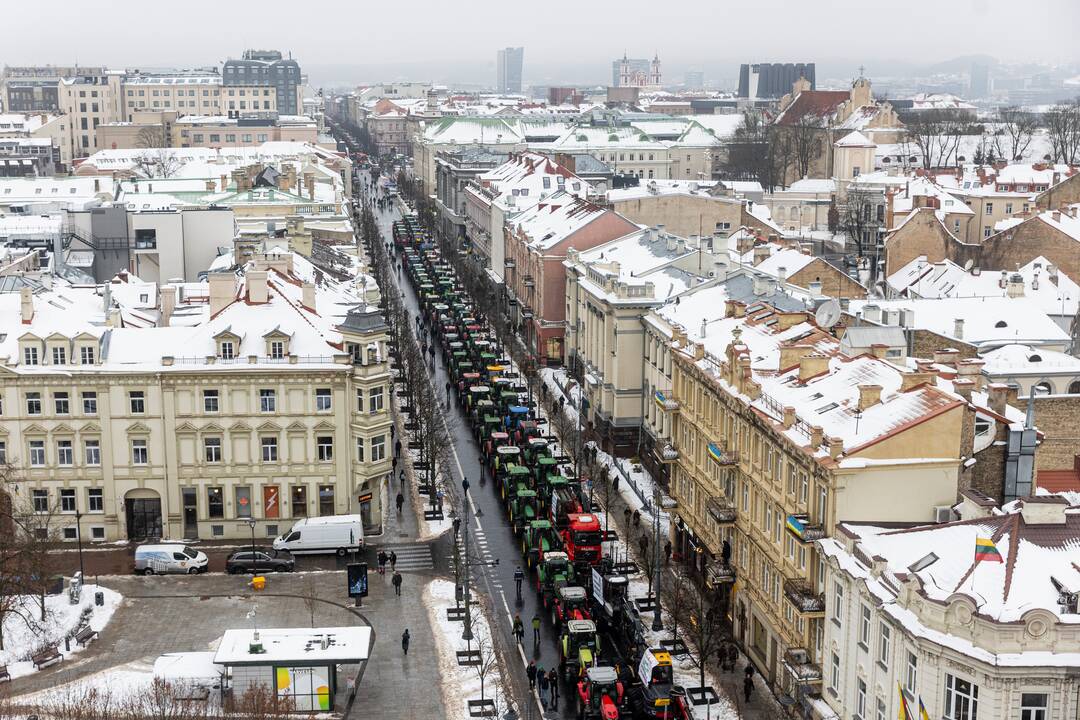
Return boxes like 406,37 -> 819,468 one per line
496,47 -> 525,94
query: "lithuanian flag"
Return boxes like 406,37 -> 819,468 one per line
897,683 -> 913,719
974,536 -> 1003,563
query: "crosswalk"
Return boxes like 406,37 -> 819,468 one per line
451,527 -> 502,590
378,542 -> 434,572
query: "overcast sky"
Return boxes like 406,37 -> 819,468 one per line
3,0 -> 1078,87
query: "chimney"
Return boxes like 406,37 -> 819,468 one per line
932,347 -> 960,365
208,272 -> 236,316
205,179 -> 216,192
869,343 -> 888,359
782,406 -> 796,429
777,266 -> 787,285
857,384 -> 882,410
220,174 -> 228,192
987,382 -> 1009,415
693,343 -> 705,361
753,245 -> 770,266
302,281 -> 316,312
93,178 -> 100,193
953,318 -> 964,339
304,172 -> 316,201
20,287 -> 34,324
952,378 -> 974,401
780,344 -> 812,370
1005,273 -> 1025,298
799,354 -> 829,381
809,425 -> 824,448
1019,496 -> 1068,525
159,285 -> 176,327
998,270 -> 1008,289
1052,210 -> 1061,222
248,270 -> 269,303
828,436 -> 844,459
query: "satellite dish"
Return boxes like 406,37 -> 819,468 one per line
815,299 -> 841,329
963,258 -> 974,272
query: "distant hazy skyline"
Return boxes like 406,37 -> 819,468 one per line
3,0 -> 1078,88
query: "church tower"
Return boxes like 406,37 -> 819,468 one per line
649,54 -> 662,87
619,53 -> 630,87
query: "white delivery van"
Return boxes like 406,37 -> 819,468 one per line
134,544 -> 209,575
273,514 -> 364,556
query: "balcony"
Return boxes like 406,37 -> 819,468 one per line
504,258 -> 515,269
785,514 -> 825,543
523,274 -> 535,288
660,444 -> 679,463
782,648 -> 823,686
783,580 -> 825,617
653,390 -> 679,412
706,443 -> 738,466
706,562 -> 736,587
705,497 -> 737,524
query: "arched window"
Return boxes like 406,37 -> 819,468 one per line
1033,381 -> 1053,396
1068,380 -> 1080,394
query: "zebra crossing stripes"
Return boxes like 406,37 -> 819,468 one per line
379,542 -> 434,571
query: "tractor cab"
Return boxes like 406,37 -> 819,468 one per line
550,482 -> 585,530
510,488 -> 539,534
560,618 -> 599,679
564,513 -> 603,569
537,551 -> 575,606
577,665 -> 624,720
666,686 -> 698,720
491,443 -> 520,474
553,585 -> 590,629
522,519 -> 562,568
634,649 -> 675,719
505,404 -> 530,432
514,420 -> 540,445
499,463 -> 530,502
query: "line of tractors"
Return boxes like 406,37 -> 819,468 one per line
392,213 -> 700,720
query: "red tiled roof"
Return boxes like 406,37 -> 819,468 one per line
775,90 -> 849,126
1037,469 -> 1080,494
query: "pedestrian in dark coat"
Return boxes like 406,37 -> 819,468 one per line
728,644 -> 739,673
395,439 -> 402,459
638,533 -> 649,558
396,492 -> 405,514
392,570 -> 402,596
401,628 -> 410,655
537,666 -> 550,708
632,509 -> 641,528
390,551 -> 398,571
664,540 -> 673,565
743,674 -> 753,703
547,668 -> 559,710
612,473 -> 620,494
526,660 -> 537,689
377,550 -> 388,575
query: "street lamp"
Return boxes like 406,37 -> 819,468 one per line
246,518 -> 257,562
651,486 -> 663,632
462,478 -> 474,647
74,509 -> 85,579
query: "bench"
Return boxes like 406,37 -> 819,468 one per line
0,664 -> 9,683
32,646 -> 62,670
75,625 -> 99,646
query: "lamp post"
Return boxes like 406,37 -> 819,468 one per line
461,478 -> 474,649
247,518 -> 257,563
74,509 -> 85,579
651,486 -> 663,632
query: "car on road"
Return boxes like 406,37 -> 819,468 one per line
273,514 -> 364,556
225,548 -> 296,574
134,544 -> 209,575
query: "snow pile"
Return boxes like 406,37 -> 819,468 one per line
0,584 -> 122,680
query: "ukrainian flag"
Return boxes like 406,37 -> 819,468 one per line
707,443 -> 723,464
654,390 -> 667,409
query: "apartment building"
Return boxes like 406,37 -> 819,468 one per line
223,50 -> 302,116
819,495 -> 1080,720
57,72 -> 124,163
0,252 -> 391,542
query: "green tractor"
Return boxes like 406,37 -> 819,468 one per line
522,519 -> 562,568
509,487 -> 540,534
536,551 -> 575,608
499,463 -> 530,502
559,618 -> 599,681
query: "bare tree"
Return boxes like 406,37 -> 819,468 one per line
902,109 -> 971,169
136,124 -> 168,149
781,114 -> 825,184
994,106 -> 1037,161
1045,100 -> 1080,164
838,185 -> 883,261
301,575 -> 319,628
133,148 -> 182,179
472,627 -> 500,710
660,562 -> 694,642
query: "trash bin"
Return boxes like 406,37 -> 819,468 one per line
251,576 -> 266,591
95,591 -> 104,607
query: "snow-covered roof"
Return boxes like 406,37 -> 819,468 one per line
751,247 -> 816,278
214,626 -> 371,665
476,152 -> 589,211
606,179 -> 722,204
510,191 -> 610,251
980,343 -> 1080,376
835,130 -> 875,148
573,228 -> 697,303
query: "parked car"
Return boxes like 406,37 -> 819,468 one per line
273,514 -> 364,556
134,544 -> 209,575
225,548 -> 296,574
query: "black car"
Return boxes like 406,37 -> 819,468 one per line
225,548 -> 295,574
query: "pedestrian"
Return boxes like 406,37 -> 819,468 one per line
743,674 -> 754,703
664,540 -> 672,565
744,662 -> 754,680
395,439 -> 402,459
445,380 -> 452,405
526,660 -> 537,689
513,614 -> 524,644
623,506 -> 631,529
390,551 -> 398,572
514,566 -> 525,601
462,477 -> 470,495
392,570 -> 402,596
401,628 -> 410,655
537,665 -> 549,708
612,473 -> 620,494
399,468 -> 406,488
638,533 -> 649,559
727,643 -> 739,673
547,668 -> 559,710
396,491 -> 405,515
390,423 -> 396,441
532,613 -> 541,646
632,509 -> 641,528
377,549 -> 388,575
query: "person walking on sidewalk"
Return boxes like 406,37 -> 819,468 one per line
547,668 -> 559,710
743,673 -> 754,703
532,613 -> 541,647
664,540 -> 672,565
537,665 -> 550,709
512,614 -> 524,645
377,550 -> 388,575
514,566 -> 525,601
399,468 -> 406,488
395,439 -> 402,459
401,628 -> 410,655
390,551 -> 398,572
392,570 -> 402,596
396,492 -> 405,515
526,660 -> 537,689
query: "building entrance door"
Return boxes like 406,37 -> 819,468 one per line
182,488 -> 198,539
125,498 -> 162,540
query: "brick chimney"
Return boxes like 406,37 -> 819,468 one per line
782,406 -> 796,429
159,285 -> 176,327
987,382 -> 1009,415
809,425 -> 824,447
247,270 -> 269,303
208,273 -> 236,316
952,378 -> 974,401
857,384 -> 882,410
20,287 -> 34,324
799,354 -> 829,381
780,344 -> 813,371
302,281 -> 317,312
828,436 -> 844,459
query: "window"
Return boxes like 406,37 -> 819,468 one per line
54,392 -> 69,415
207,487 -> 224,518
859,604 -> 871,648
356,437 -> 365,461
269,340 -> 284,359
1021,693 -> 1048,720
291,486 -> 308,517
129,391 -> 145,414
260,389 -> 276,412
226,134 -> 236,143
355,388 -> 364,412
57,440 -> 73,466
315,388 -> 332,412
23,346 -> 39,365
87,488 -> 103,512
52,346 -> 67,365
905,652 -> 918,695
317,436 -> 334,462
832,582 -> 844,625
60,488 -> 76,513
878,623 -> 891,667
0,441 -> 5,464
984,225 -> 992,238
1005,202 -> 1013,214
204,437 -> 222,463
203,389 -> 219,413
856,679 -> 866,719
371,434 -> 386,462
944,675 -> 978,720
29,440 -> 45,466
82,391 -> 97,414
84,439 -> 100,466
985,203 -> 993,215
219,341 -> 234,359
829,652 -> 840,693
131,439 -> 148,465
876,697 -> 886,720
91,526 -> 105,540
235,486 -> 252,518
32,489 -> 48,512
261,436 -> 278,462
27,392 -> 41,415
318,485 -> 335,516
368,387 -> 384,414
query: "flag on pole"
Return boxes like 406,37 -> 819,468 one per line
918,698 -> 930,720
897,682 -> 913,720
974,536 -> 1004,563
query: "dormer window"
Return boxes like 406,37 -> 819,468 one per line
52,346 -> 67,365
270,341 -> 284,359
219,341 -> 235,359
23,346 -> 39,365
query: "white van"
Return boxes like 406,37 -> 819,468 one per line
134,544 -> 209,575
273,515 -> 364,556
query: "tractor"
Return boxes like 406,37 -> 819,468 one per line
559,618 -> 599,681
576,665 -> 625,720
522,519 -> 562,568
509,487 -> 540,534
629,649 -> 675,720
563,513 -> 603,570
537,551 -> 575,607
552,584 -> 591,631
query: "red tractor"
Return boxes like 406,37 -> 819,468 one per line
563,513 -> 603,569
552,584 -> 591,631
576,665 -> 624,720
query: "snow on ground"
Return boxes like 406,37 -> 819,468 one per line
423,579 -> 508,720
0,584 -> 122,680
